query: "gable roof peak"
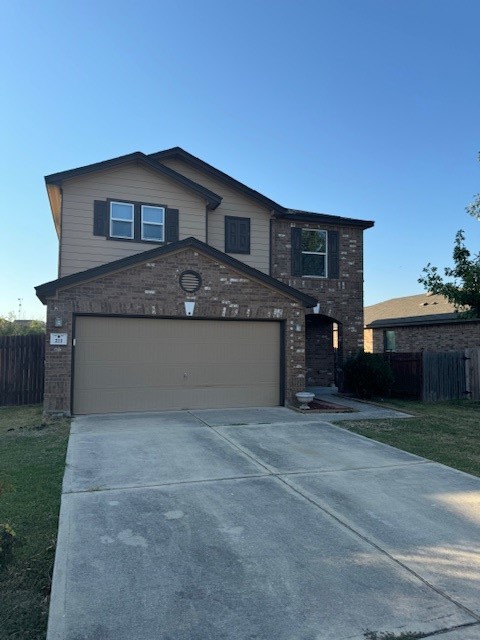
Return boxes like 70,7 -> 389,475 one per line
35,236 -> 317,308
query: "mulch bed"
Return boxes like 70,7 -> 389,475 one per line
295,398 -> 355,413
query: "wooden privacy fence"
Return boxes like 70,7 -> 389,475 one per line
384,348 -> 480,401
0,334 -> 45,406
383,352 -> 423,399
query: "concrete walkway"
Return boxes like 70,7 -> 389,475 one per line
48,408 -> 480,640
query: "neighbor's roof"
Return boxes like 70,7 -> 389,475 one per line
365,293 -> 460,328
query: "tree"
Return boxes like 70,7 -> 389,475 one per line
0,314 -> 45,336
466,153 -> 480,221
419,155 -> 480,317
418,230 -> 480,317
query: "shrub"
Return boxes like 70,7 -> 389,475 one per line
0,522 -> 17,567
344,351 -> 394,399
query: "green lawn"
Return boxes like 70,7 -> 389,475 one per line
0,405 -> 70,640
340,399 -> 480,477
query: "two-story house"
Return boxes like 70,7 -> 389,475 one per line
35,147 -> 374,414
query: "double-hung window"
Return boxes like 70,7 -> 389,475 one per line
110,202 -> 134,239
301,229 -> 327,277
141,205 -> 165,242
96,199 -> 177,244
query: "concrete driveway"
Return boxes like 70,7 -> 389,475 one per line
48,408 -> 480,640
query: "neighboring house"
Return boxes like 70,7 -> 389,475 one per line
364,293 -> 480,353
36,147 -> 374,414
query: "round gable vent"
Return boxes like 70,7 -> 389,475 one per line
179,270 -> 202,293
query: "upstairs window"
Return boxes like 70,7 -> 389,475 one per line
141,205 -> 165,242
95,200 -> 178,244
301,229 -> 327,277
110,202 -> 134,239
291,227 -> 339,278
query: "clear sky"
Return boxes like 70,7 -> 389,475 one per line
1,0 -> 479,319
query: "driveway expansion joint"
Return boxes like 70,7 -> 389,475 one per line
423,621 -> 480,637
278,474 -> 480,624
186,414 -> 480,623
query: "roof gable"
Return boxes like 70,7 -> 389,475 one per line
45,152 -> 222,210
150,147 -> 286,214
150,147 -> 374,229
35,237 -> 317,308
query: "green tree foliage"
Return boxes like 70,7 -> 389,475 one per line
419,156 -> 480,317
418,230 -> 480,317
0,313 -> 45,336
466,152 -> 480,221
466,193 -> 480,221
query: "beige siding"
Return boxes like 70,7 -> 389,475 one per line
161,158 -> 271,274
59,162 -> 207,277
73,317 -> 280,413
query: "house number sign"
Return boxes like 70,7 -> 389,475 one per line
50,333 -> 68,346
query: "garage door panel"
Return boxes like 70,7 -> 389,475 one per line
75,362 -> 280,390
73,317 -> 281,413
74,384 -> 279,414
75,342 -> 278,366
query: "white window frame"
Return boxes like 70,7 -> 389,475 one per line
301,229 -> 328,278
110,201 -> 134,239
141,205 -> 165,242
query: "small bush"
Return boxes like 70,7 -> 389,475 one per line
0,522 -> 17,567
344,351 -> 394,399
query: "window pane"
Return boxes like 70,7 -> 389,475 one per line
301,230 -> 326,253
384,331 -> 396,351
111,202 -> 133,221
142,206 -> 164,224
302,253 -> 325,276
111,220 -> 133,238
142,223 -> 163,241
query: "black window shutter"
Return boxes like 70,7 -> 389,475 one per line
328,230 -> 339,278
225,217 -> 235,252
93,200 -> 108,236
239,218 -> 250,253
165,208 -> 179,242
225,217 -> 250,253
291,227 -> 302,276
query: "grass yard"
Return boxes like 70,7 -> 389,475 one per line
340,399 -> 480,477
0,405 -> 70,640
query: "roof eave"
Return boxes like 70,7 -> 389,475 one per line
365,314 -> 475,328
276,211 -> 375,230
150,147 -> 286,215
46,184 -> 61,238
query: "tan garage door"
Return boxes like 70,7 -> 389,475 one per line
73,316 -> 281,414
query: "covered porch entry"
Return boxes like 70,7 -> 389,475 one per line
305,313 -> 343,389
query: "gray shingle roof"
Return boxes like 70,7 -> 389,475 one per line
365,293 -> 459,328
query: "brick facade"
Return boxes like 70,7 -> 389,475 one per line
44,247 -> 307,414
366,321 -> 480,353
305,316 -> 336,386
271,219 -> 365,383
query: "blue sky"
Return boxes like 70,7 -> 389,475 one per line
1,0 -> 479,319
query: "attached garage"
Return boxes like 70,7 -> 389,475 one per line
73,316 -> 282,414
